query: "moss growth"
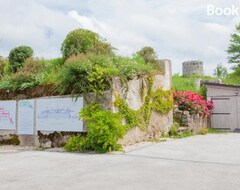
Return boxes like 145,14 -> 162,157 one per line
151,88 -> 173,114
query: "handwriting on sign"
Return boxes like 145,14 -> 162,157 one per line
37,108 -> 78,120
0,107 -> 13,124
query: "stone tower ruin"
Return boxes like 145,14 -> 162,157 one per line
182,60 -> 203,77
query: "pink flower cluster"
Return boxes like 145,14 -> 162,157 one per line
173,91 -> 214,116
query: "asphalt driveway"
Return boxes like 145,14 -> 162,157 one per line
0,133 -> 240,190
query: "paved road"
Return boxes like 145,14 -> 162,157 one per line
0,134 -> 240,190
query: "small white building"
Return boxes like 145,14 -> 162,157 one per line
205,83 -> 240,131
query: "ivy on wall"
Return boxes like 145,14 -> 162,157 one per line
151,88 -> 173,114
114,76 -> 173,131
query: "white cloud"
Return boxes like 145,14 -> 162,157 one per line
0,0 -> 80,58
0,0 -> 240,74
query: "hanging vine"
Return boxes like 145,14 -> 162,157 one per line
114,76 -> 173,130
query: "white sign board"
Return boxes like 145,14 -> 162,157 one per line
17,99 -> 35,135
0,100 -> 16,130
36,97 -> 83,132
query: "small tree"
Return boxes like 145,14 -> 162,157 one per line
227,24 -> 240,66
214,63 -> 228,78
9,46 -> 33,73
136,46 -> 158,65
61,29 -> 112,60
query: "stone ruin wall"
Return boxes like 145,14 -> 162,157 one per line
113,60 -> 173,145
0,60 -> 173,147
174,108 -> 210,134
182,60 -> 204,77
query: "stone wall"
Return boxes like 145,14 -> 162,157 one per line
0,60 -> 173,147
37,59 -> 173,147
114,59 -> 173,145
182,60 -> 203,77
174,108 -> 209,134
0,130 -> 19,145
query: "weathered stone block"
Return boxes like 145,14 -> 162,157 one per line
182,60 -> 203,77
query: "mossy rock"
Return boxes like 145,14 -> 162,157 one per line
0,134 -> 20,145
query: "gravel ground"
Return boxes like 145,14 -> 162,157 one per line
0,138 -> 170,153
0,145 -> 36,153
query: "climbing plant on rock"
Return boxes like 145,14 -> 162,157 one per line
151,88 -> 174,114
114,76 -> 173,131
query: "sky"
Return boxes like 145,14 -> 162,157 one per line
0,0 -> 240,75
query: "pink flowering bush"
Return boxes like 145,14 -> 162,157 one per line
173,91 -> 214,116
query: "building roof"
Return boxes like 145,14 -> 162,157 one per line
204,82 -> 240,89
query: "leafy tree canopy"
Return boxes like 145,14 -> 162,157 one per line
136,46 -> 158,65
214,63 -> 228,79
227,24 -> 240,65
61,28 -> 113,60
9,46 -> 33,73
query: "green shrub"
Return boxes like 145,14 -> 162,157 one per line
65,104 -> 125,153
114,55 -> 155,80
136,46 -> 158,66
38,58 -> 64,86
61,28 -> 112,60
57,55 -> 111,95
79,104 -> 125,153
9,46 -> 33,72
45,57 -> 64,66
56,53 -> 155,95
0,58 -> 46,91
0,57 -> 9,77
21,58 -> 45,74
87,43 -> 114,55
64,135 -> 85,152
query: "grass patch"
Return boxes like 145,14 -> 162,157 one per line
172,74 -> 197,92
169,130 -> 193,139
147,138 -> 167,142
207,128 -> 229,134
172,74 -> 216,97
